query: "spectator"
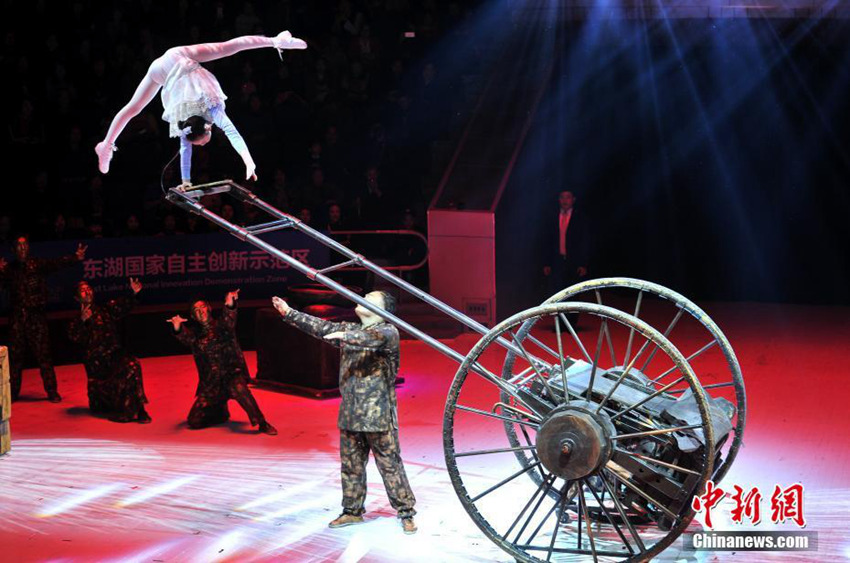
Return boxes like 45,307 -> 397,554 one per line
156,214 -> 183,237
298,207 -> 313,226
122,214 -> 144,237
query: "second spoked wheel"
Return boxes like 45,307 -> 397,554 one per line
444,302 -> 715,562
529,277 -> 745,484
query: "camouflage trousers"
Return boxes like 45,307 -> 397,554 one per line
86,353 -> 147,421
340,428 -> 416,518
8,312 -> 58,399
187,377 -> 265,429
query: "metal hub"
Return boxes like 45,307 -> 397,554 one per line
535,402 -> 616,480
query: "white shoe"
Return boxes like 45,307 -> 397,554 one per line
273,31 -> 307,53
95,141 -> 116,174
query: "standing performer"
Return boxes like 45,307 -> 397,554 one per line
168,289 -> 277,435
542,190 -> 589,295
272,291 -> 417,534
94,31 -> 307,186
68,278 -> 150,423
0,236 -> 86,402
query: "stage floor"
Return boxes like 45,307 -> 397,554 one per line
1,301 -> 848,562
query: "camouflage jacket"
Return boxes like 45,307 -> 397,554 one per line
0,255 -> 79,314
173,304 -> 250,400
68,294 -> 137,376
283,308 -> 400,432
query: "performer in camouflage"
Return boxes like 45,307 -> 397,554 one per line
68,278 -> 150,423
168,289 -> 277,435
0,236 -> 86,402
273,290 -> 417,534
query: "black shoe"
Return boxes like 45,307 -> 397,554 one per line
259,421 -> 278,436
137,410 -> 152,424
47,392 -> 62,403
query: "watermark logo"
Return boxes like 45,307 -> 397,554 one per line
692,481 -> 806,529
685,531 -> 818,552
687,481 -> 814,552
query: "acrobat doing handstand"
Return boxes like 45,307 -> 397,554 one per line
95,31 -> 306,187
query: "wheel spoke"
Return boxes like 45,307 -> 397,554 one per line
667,381 -> 734,394
587,318 -> 606,400
650,339 -> 717,384
505,473 -> 556,539
583,478 -> 635,555
600,474 -> 647,552
455,445 -> 538,457
578,482 -> 599,562
603,466 -> 678,521
523,333 -> 563,364
507,365 -> 535,385
553,314 -> 569,403
611,424 -> 703,441
545,483 -> 571,561
526,481 -> 571,546
512,473 -> 556,544
576,475 -> 583,549
470,461 -> 543,503
615,448 -> 700,476
509,331 -> 559,403
559,312 -> 593,364
640,307 -> 684,372
595,290 -> 618,366
623,291 -> 644,368
455,404 -> 539,428
469,362 -> 545,419
610,376 -> 686,421
614,418 -> 674,446
595,336 -> 653,414
493,402 -> 541,424
519,424 -> 547,481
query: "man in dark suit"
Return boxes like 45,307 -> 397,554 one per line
543,191 -> 589,300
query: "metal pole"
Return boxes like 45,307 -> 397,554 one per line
171,192 -> 470,365
170,182 -> 558,369
246,189 -> 556,363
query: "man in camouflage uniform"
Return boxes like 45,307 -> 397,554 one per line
168,289 -> 277,435
0,236 -> 86,402
273,290 -> 417,534
68,278 -> 150,423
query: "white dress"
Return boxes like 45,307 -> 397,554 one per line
150,47 -> 228,138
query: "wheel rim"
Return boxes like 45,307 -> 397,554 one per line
444,302 -> 715,562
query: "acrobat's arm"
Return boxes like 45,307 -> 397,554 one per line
210,106 -> 256,181
179,136 -> 193,183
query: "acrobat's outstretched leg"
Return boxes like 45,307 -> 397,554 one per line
95,74 -> 160,173
179,31 -> 306,64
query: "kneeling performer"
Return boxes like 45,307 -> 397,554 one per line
272,291 -> 417,534
68,278 -> 150,423
169,289 -> 277,435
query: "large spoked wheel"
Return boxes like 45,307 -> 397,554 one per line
444,302 -> 715,562
504,278 -> 744,485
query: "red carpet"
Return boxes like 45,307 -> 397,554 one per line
1,301 -> 848,562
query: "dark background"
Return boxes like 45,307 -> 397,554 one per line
2,1 -> 848,319
496,14 -> 850,316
